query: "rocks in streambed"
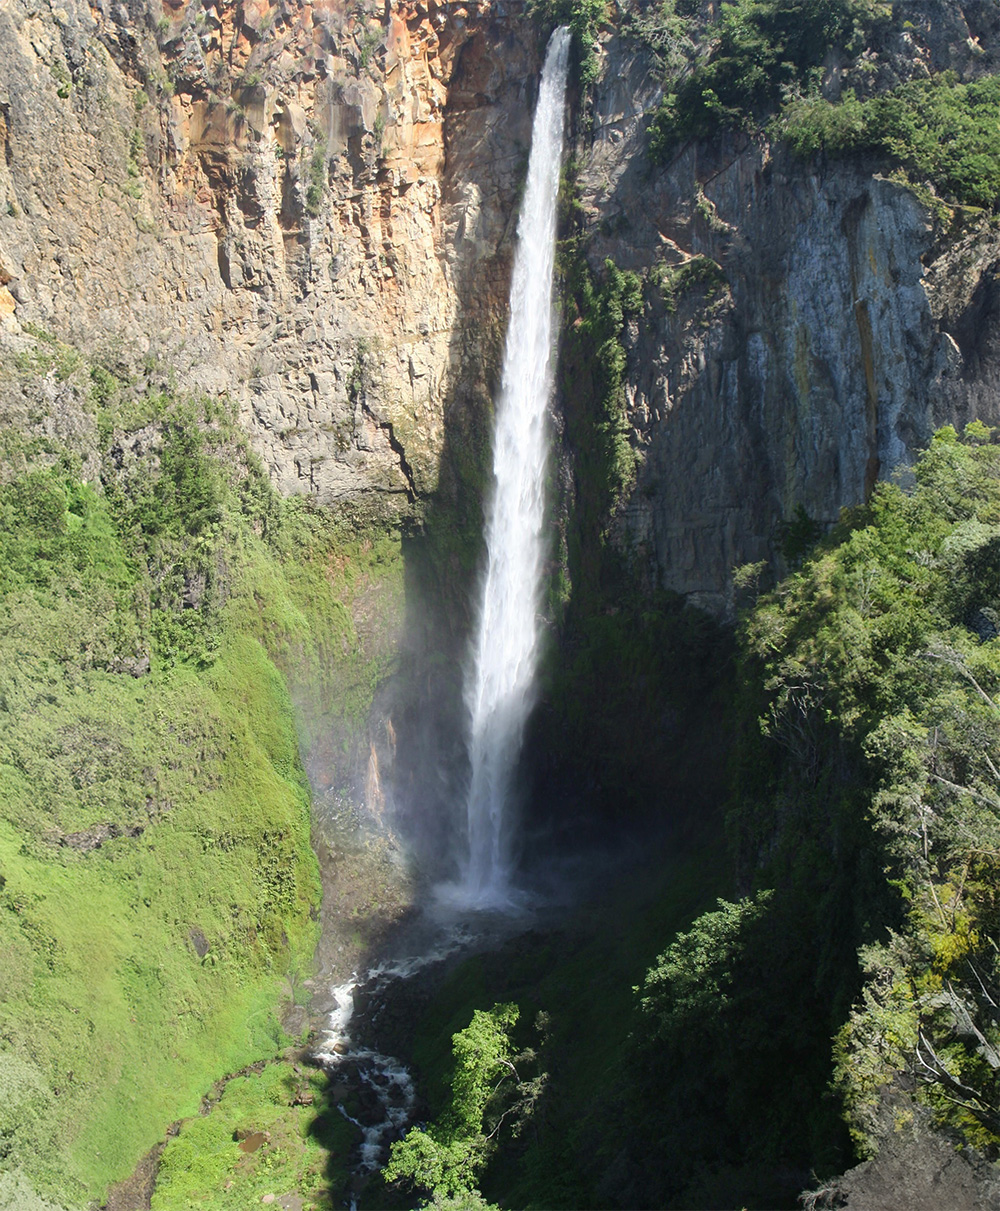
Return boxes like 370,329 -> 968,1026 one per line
280,1003 -> 308,1038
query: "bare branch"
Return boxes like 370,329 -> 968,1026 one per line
923,648 -> 1000,712
916,1030 -> 1000,1128
983,751 -> 1000,785
966,958 -> 1000,1015
944,981 -> 1000,1070
929,772 -> 1000,814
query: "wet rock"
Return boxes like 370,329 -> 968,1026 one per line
281,1004 -> 308,1038
107,652 -> 151,677
188,928 -> 209,959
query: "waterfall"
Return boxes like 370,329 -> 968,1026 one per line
459,26 -> 571,905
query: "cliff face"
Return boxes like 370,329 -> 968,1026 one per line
6,3 -> 1000,616
0,0 -> 537,508
572,23 -> 1000,613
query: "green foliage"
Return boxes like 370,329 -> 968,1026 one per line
0,382 -> 403,1203
638,891 -> 773,1035
630,885 -> 853,1205
134,422 -> 223,538
381,841 -> 727,1211
358,22 -> 384,71
561,256 -> 643,538
526,0 -> 608,84
652,253 -> 727,312
623,0 -> 694,75
648,0 -> 879,160
778,501 -> 823,566
306,139 -> 328,217
777,73 -> 1000,208
49,60 -> 71,100
385,1005 -> 525,1206
0,450 -> 322,1197
733,425 -> 1000,1158
832,934 -> 919,1156
151,1062 -> 354,1211
14,324 -> 82,380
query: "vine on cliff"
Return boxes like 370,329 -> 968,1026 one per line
561,255 -> 642,549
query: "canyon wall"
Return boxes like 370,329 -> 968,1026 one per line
0,0 -> 537,510
5,0 -> 1000,617
572,10 -> 1000,613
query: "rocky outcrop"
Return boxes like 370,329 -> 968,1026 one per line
571,17 -> 1000,613
804,1120 -> 1000,1210
9,1 -> 999,618
0,0 -> 538,509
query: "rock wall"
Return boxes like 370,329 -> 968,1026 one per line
6,0 -> 1000,618
571,18 -> 1000,614
0,0 -> 538,508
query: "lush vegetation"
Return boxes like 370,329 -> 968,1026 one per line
151,1060 -> 356,1211
371,840 -> 728,1211
647,0 -> 880,159
778,73 -> 1000,208
0,339 -> 403,1206
730,424 -> 1000,1161
374,426 -> 1000,1209
640,0 -> 1000,213
384,1003 -> 542,1208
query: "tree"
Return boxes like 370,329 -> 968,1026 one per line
385,1003 -> 543,1208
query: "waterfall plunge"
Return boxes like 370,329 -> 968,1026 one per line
458,27 -> 571,907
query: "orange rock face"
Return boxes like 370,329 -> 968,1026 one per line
0,0 -> 538,507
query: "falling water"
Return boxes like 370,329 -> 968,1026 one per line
460,26 -> 571,905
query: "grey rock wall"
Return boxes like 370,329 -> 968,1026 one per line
572,30 -> 1000,614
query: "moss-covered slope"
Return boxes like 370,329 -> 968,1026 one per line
0,334 -> 403,1207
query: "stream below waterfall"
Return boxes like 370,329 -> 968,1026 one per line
308,905 -> 532,1191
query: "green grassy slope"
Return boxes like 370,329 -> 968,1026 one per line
0,345 -> 403,1206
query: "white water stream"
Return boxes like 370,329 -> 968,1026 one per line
312,920 -> 491,1180
459,26 -> 571,905
312,951 -> 448,1173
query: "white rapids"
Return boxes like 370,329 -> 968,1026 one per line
458,25 -> 572,907
312,957 -> 424,1173
311,929 -> 477,1176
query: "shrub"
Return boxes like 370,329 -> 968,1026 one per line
526,0 -> 608,84
778,74 -> 1000,209
649,0 -> 878,160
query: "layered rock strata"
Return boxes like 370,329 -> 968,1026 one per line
0,0 -> 537,507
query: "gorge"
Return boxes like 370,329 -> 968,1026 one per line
4,1 -> 1000,1209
